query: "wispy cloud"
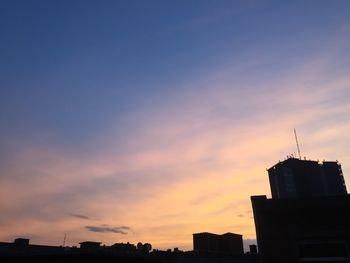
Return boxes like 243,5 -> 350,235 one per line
69,213 -> 90,220
85,225 -> 130,234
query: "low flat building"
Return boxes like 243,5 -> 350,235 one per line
111,242 -> 136,253
0,238 -> 65,256
79,241 -> 101,250
193,232 -> 243,255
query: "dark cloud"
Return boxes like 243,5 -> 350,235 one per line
69,213 -> 90,220
85,225 -> 130,234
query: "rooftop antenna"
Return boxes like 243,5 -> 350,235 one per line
294,128 -> 301,159
62,233 -> 67,247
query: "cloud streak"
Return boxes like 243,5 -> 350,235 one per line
69,213 -> 90,220
85,226 -> 130,235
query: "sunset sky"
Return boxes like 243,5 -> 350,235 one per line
1,0 -> 350,251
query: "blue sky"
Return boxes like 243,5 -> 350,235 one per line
1,0 -> 350,250
2,0 -> 349,146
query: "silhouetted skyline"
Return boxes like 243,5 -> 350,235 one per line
1,0 -> 350,250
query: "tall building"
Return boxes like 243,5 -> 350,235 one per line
268,158 -> 347,199
252,157 -> 350,263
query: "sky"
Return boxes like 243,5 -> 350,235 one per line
1,0 -> 350,251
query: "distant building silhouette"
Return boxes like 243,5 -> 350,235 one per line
193,232 -> 243,255
252,157 -> 350,263
111,242 -> 136,253
0,237 -> 259,262
249,245 -> 257,254
79,241 -> 101,250
13,238 -> 29,246
268,158 -> 347,199
0,238 -> 65,256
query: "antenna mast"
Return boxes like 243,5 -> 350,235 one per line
62,233 -> 67,247
294,128 -> 301,159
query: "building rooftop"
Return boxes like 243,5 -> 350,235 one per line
193,232 -> 242,237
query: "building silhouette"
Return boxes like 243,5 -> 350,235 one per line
111,242 -> 136,254
0,238 -> 66,256
193,232 -> 243,255
13,238 -> 30,246
79,241 -> 101,250
0,237 -> 259,262
268,158 -> 347,199
252,157 -> 350,263
248,245 -> 257,254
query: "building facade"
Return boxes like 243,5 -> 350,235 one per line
268,158 -> 347,199
251,195 -> 350,263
